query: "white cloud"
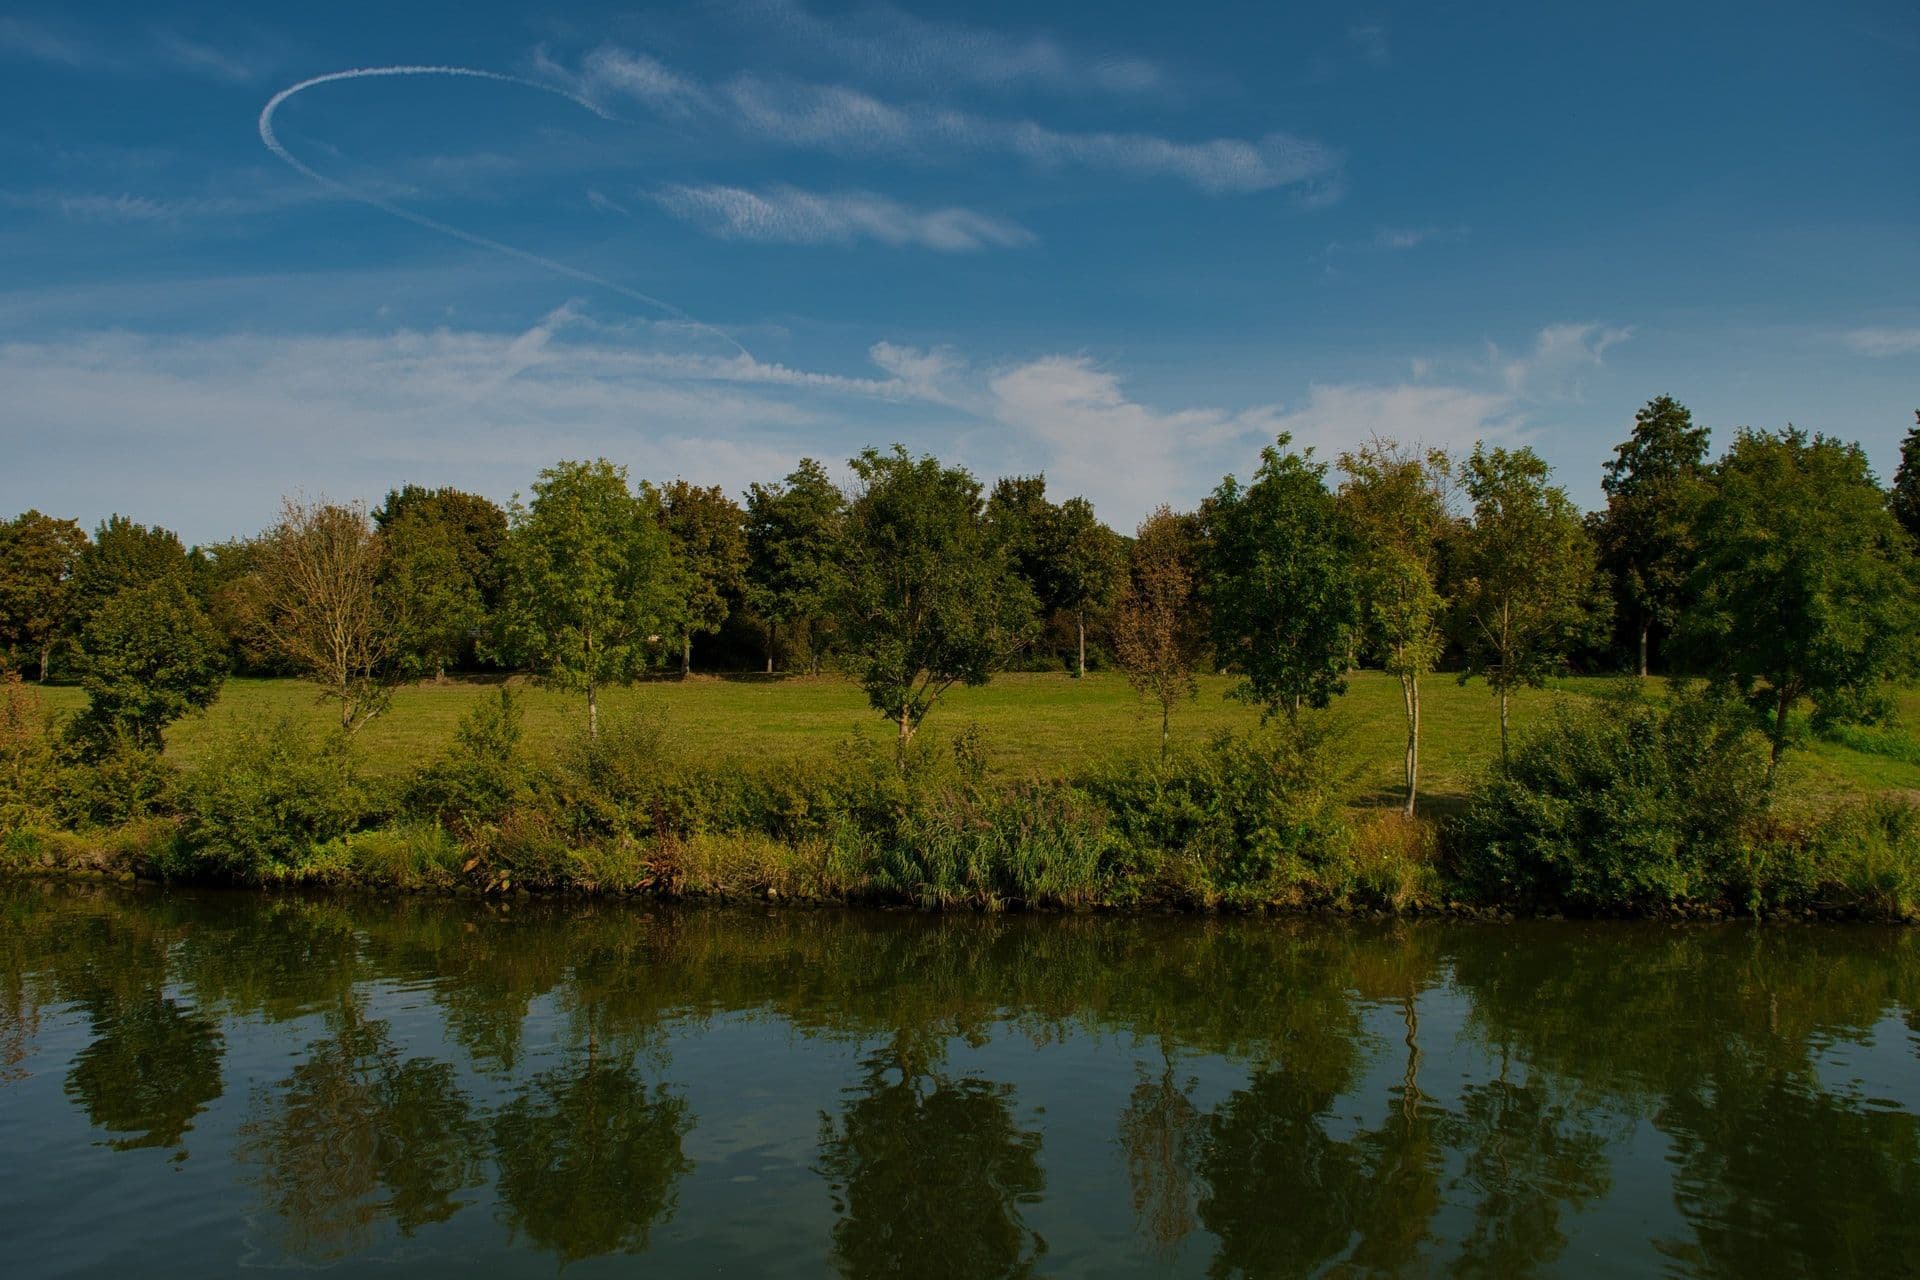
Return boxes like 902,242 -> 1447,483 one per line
0,18 -> 278,81
548,47 -> 1342,197
1498,321 -> 1634,395
738,0 -> 1168,97
1842,328 -> 1920,357
1255,382 -> 1520,459
651,183 -> 1035,251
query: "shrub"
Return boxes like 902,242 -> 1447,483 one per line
1079,722 -> 1351,908
405,687 -> 531,832
0,672 -> 59,834
537,706 -> 672,842
1449,684 -> 1770,911
175,717 -> 368,879
54,730 -> 175,829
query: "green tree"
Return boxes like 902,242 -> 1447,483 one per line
1338,440 -> 1451,816
496,460 -> 674,736
1206,435 -> 1358,721
1455,445 -> 1604,760
0,510 -> 88,680
658,480 -> 747,675
1112,506 -> 1204,755
373,486 -> 507,679
1596,395 -> 1712,676
71,577 -> 227,749
840,446 -> 1037,748
1043,496 -> 1124,679
1679,427 -> 1920,781
68,515 -> 191,631
744,459 -> 846,674
1888,410 -> 1920,546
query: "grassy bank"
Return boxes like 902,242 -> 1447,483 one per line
8,673 -> 1920,920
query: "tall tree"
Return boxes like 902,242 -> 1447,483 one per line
68,515 -> 191,632
70,577 -> 227,750
1338,440 -> 1451,816
1595,395 -> 1712,676
657,481 -> 747,676
1679,427 -> 1920,782
1888,410 -> 1920,546
1455,445 -> 1604,761
1043,496 -> 1124,679
1113,506 -> 1204,755
0,510 -> 88,680
1206,435 -> 1358,721
744,459 -> 845,674
496,460 -> 674,736
839,446 -> 1037,748
258,498 -> 406,734
373,486 -> 507,679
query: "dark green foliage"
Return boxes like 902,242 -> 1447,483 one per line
1888,410 -> 1920,545
175,718 -> 367,879
1594,396 -> 1711,675
1451,686 -> 1771,910
657,480 -> 748,674
1081,724 -> 1351,907
69,577 -> 226,751
1678,427 -> 1920,776
0,509 -> 88,680
840,446 -> 1038,744
1206,435 -> 1358,721
375,486 -> 507,679
68,515 -> 191,632
744,458 -> 846,672
54,731 -> 176,830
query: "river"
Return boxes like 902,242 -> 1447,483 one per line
2,883 -> 1916,1276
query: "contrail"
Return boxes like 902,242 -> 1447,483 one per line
258,65 -> 750,357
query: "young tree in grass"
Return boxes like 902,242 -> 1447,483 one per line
1455,445 -> 1605,761
1594,395 -> 1712,676
373,486 -> 507,679
1678,427 -> 1920,783
839,446 -> 1037,749
745,460 -> 846,674
658,481 -> 747,676
1888,410 -> 1920,545
0,510 -> 88,681
259,498 -> 407,734
1043,497 -> 1125,679
1113,507 -> 1204,756
1205,435 -> 1358,721
1338,440 -> 1451,816
71,577 -> 227,750
496,460 -> 674,737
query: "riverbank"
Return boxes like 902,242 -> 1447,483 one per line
8,676 -> 1920,921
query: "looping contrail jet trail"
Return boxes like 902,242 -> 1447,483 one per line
258,65 -> 751,358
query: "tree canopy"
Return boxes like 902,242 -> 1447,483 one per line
1595,395 -> 1712,675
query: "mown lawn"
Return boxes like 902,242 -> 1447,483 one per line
32,671 -> 1920,811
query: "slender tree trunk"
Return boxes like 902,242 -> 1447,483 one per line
1160,697 -> 1170,759
1638,620 -> 1650,678
1498,686 -> 1510,764
38,645 -> 49,683
588,678 -> 599,739
1402,671 -> 1421,818
766,620 -> 776,675
340,693 -> 352,732
1076,610 -> 1086,680
1766,688 -> 1791,787
682,632 -> 692,678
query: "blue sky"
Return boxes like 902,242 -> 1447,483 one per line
1,0 -> 1915,543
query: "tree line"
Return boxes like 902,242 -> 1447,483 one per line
4,399 -> 1919,813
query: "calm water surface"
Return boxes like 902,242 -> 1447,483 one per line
2,884 -> 1916,1277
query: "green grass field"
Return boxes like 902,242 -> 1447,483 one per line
31,671 -> 1920,812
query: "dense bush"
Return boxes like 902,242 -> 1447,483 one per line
53,731 -> 175,830
1450,685 -> 1770,910
1080,722 -> 1351,907
174,717 -> 369,879
406,687 -> 531,833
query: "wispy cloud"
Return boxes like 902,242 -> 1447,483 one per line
735,0 -> 1169,97
0,183 -> 325,223
0,17 -> 280,82
1842,328 -> 1920,357
547,46 -> 1342,197
1496,321 -> 1634,396
652,183 -> 1036,251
